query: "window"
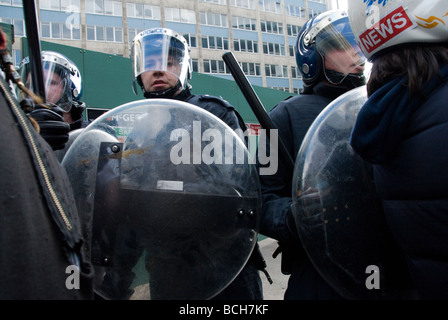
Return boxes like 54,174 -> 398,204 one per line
231,16 -> 256,31
258,0 -> 281,14
262,42 -> 286,56
96,25 -> 104,41
289,45 -> 295,57
265,64 -> 288,77
240,62 -> 261,76
106,26 -> 114,42
287,24 -> 301,37
52,23 -> 61,38
143,4 -> 160,20
41,22 -> 51,38
192,59 -> 199,72
13,18 -> 25,37
114,27 -> 123,42
87,25 -> 123,42
260,20 -> 283,35
86,0 -> 122,16
229,0 -> 255,9
286,5 -> 306,18
200,12 -> 227,27
202,35 -> 229,50
233,38 -> 258,53
270,86 -> 290,92
203,59 -> 229,74
200,0 -> 226,4
291,66 -> 302,79
87,25 -> 95,40
40,0 -> 59,11
166,8 -> 196,24
183,34 -> 197,48
128,28 -> 145,43
13,48 -> 21,68
40,20 -> 79,40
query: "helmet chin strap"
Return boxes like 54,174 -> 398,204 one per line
325,69 -> 366,89
143,80 -> 182,99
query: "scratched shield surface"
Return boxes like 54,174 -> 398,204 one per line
62,99 -> 261,300
291,86 -> 414,299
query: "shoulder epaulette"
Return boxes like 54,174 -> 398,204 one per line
194,94 -> 234,110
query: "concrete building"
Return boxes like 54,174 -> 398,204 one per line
1,0 -> 331,93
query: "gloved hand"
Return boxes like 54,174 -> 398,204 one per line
28,106 -> 70,151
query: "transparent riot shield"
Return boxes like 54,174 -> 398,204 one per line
291,86 -> 413,299
62,99 -> 260,300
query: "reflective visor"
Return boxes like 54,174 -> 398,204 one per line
42,61 -> 69,108
19,53 -> 73,112
316,17 -> 366,84
132,30 -> 190,88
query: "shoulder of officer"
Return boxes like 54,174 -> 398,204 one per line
189,94 -> 234,110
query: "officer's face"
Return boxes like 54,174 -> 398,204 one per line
25,70 -> 65,105
140,55 -> 182,94
44,71 -> 65,105
324,47 -> 365,75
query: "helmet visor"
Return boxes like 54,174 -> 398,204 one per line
132,30 -> 190,89
42,61 -> 71,110
316,18 -> 366,84
20,54 -> 73,112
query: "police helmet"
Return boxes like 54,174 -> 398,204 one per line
19,50 -> 82,112
131,28 -> 192,98
296,10 -> 366,91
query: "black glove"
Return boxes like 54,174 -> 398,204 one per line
29,107 -> 70,151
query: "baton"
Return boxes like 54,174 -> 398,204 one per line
222,51 -> 294,172
23,0 -> 46,103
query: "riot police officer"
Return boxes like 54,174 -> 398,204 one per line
256,10 -> 366,299
129,28 -> 263,300
18,51 -> 88,150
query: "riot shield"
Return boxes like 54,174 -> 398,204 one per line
291,86 -> 413,299
62,99 -> 260,300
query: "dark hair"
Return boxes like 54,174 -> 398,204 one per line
367,44 -> 448,97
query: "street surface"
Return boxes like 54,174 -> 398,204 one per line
259,237 -> 288,300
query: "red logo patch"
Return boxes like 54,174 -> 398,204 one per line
359,6 -> 414,54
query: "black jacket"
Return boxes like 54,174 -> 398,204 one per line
180,90 -> 247,134
0,75 -> 93,299
372,80 -> 448,299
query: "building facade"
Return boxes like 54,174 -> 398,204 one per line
1,0 -> 331,93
